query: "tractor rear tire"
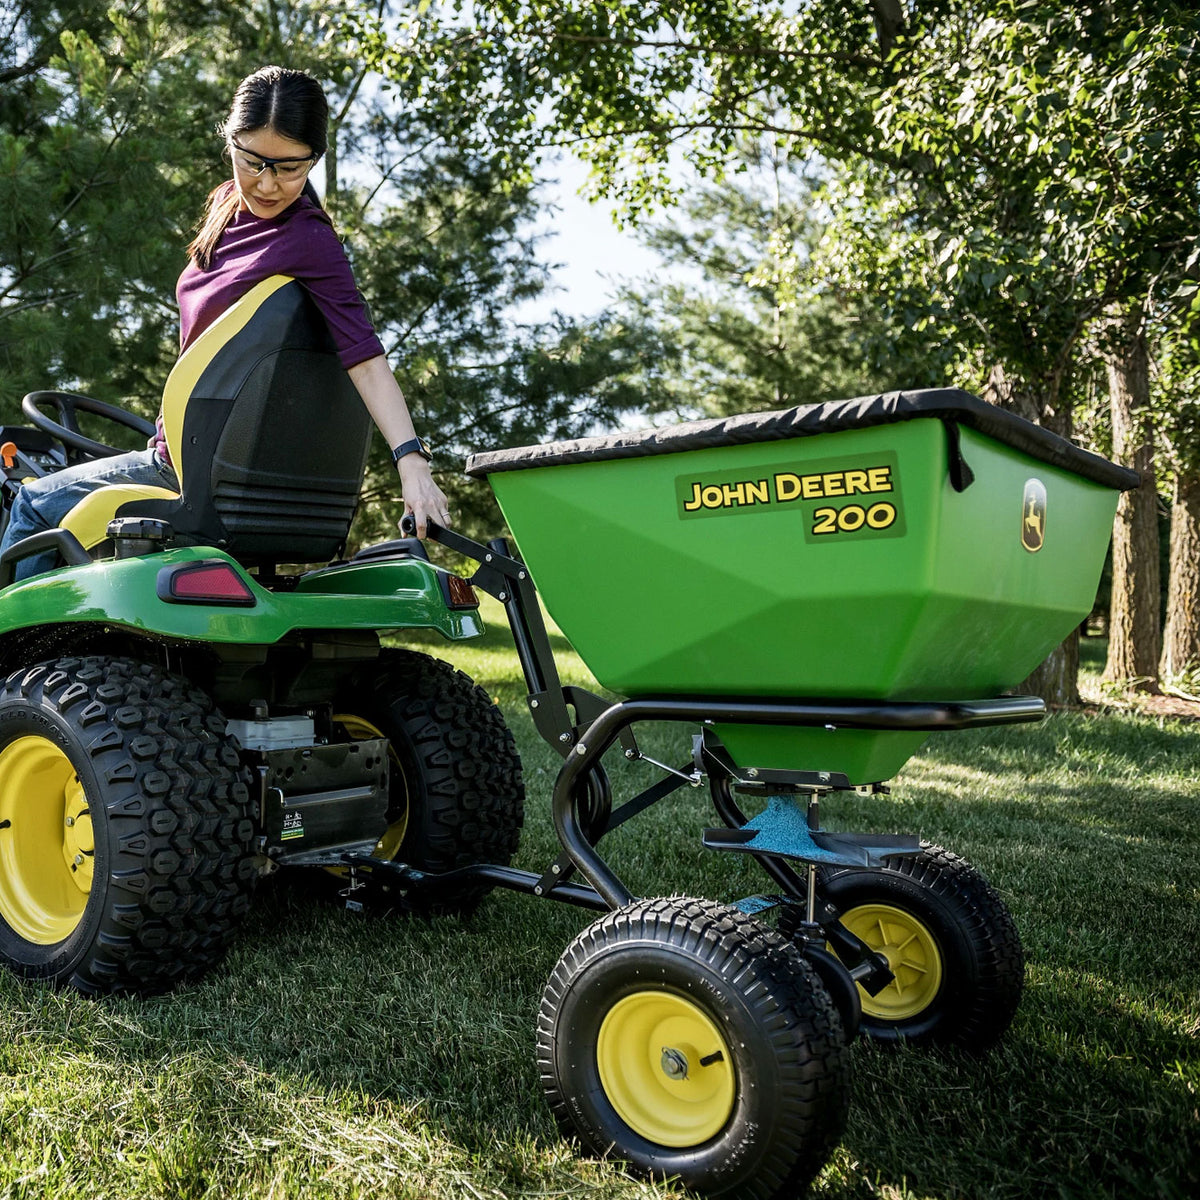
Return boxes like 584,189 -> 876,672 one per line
0,657 -> 255,996
330,648 -> 524,914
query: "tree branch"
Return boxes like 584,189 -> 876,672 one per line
520,27 -> 886,71
551,118 -> 827,145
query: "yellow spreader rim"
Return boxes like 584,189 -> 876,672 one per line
0,736 -> 93,945
332,714 -> 409,859
597,990 -> 736,1147
840,902 -> 944,1020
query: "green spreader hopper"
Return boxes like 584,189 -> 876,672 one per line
467,389 -> 1138,784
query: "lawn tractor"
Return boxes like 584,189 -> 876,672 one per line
0,274 -> 1138,1199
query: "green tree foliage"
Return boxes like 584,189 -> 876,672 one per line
871,4 -> 1197,404
0,1 -> 196,411
617,144 -> 937,420
336,116 -> 668,539
367,0 -> 895,214
827,3 -> 1199,693
366,0 -> 1198,428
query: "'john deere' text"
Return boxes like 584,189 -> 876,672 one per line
681,464 -> 893,512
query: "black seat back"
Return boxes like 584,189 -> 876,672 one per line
120,275 -> 371,564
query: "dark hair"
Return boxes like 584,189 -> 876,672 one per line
187,66 -> 329,268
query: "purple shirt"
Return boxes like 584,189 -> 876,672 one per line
177,187 -> 384,364
156,188 -> 385,464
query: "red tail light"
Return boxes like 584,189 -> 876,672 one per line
157,561 -> 256,606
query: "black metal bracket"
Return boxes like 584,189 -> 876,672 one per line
531,762 -> 694,898
698,729 -> 855,791
339,854 -> 610,913
424,521 -> 636,759
943,419 -> 977,492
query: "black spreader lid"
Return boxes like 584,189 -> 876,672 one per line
465,388 -> 1140,492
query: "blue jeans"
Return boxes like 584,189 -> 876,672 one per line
0,449 -> 178,582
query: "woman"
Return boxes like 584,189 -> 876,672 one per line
1,66 -> 448,581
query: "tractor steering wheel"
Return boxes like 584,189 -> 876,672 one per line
22,391 -> 157,460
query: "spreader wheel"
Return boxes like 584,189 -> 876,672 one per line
537,897 -> 850,1200
812,843 -> 1024,1050
330,648 -> 524,914
0,657 -> 255,995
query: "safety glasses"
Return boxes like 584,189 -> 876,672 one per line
226,140 -> 317,181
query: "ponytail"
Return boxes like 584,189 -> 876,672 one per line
186,181 -> 240,269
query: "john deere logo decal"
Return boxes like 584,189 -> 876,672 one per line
1022,479 -> 1047,552
675,451 -> 906,543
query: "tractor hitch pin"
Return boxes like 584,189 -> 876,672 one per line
340,865 -> 366,913
626,749 -> 702,788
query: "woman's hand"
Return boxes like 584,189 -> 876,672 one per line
397,453 -> 451,539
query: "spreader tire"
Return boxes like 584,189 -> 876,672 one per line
332,649 -> 524,914
0,657 -> 255,995
814,843 -> 1024,1050
537,897 -> 850,1200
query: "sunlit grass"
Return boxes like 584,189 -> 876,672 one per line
1,605 -> 1196,1199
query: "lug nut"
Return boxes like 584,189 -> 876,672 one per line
660,1047 -> 689,1080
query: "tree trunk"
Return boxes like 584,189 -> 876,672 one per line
324,133 -> 338,208
987,364 -> 1082,704
983,362 -> 1042,425
1101,307 -> 1161,692
1019,631 -> 1080,707
1160,469 -> 1200,682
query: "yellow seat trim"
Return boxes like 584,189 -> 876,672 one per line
60,485 -> 180,551
160,274 -> 296,489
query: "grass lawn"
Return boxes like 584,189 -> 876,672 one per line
1,607 -> 1196,1199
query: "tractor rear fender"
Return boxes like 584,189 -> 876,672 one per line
0,547 -> 483,645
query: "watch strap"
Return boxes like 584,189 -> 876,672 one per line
391,436 -> 432,464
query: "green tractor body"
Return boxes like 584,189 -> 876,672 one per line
0,545 -> 483,647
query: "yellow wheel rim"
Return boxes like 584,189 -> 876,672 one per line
0,737 -> 93,945
597,990 -> 736,1147
840,902 -> 943,1020
333,714 -> 408,859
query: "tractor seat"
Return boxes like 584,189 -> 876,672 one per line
60,275 -> 371,567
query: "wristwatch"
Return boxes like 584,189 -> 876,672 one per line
391,436 -> 432,464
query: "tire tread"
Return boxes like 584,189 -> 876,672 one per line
0,656 -> 255,995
